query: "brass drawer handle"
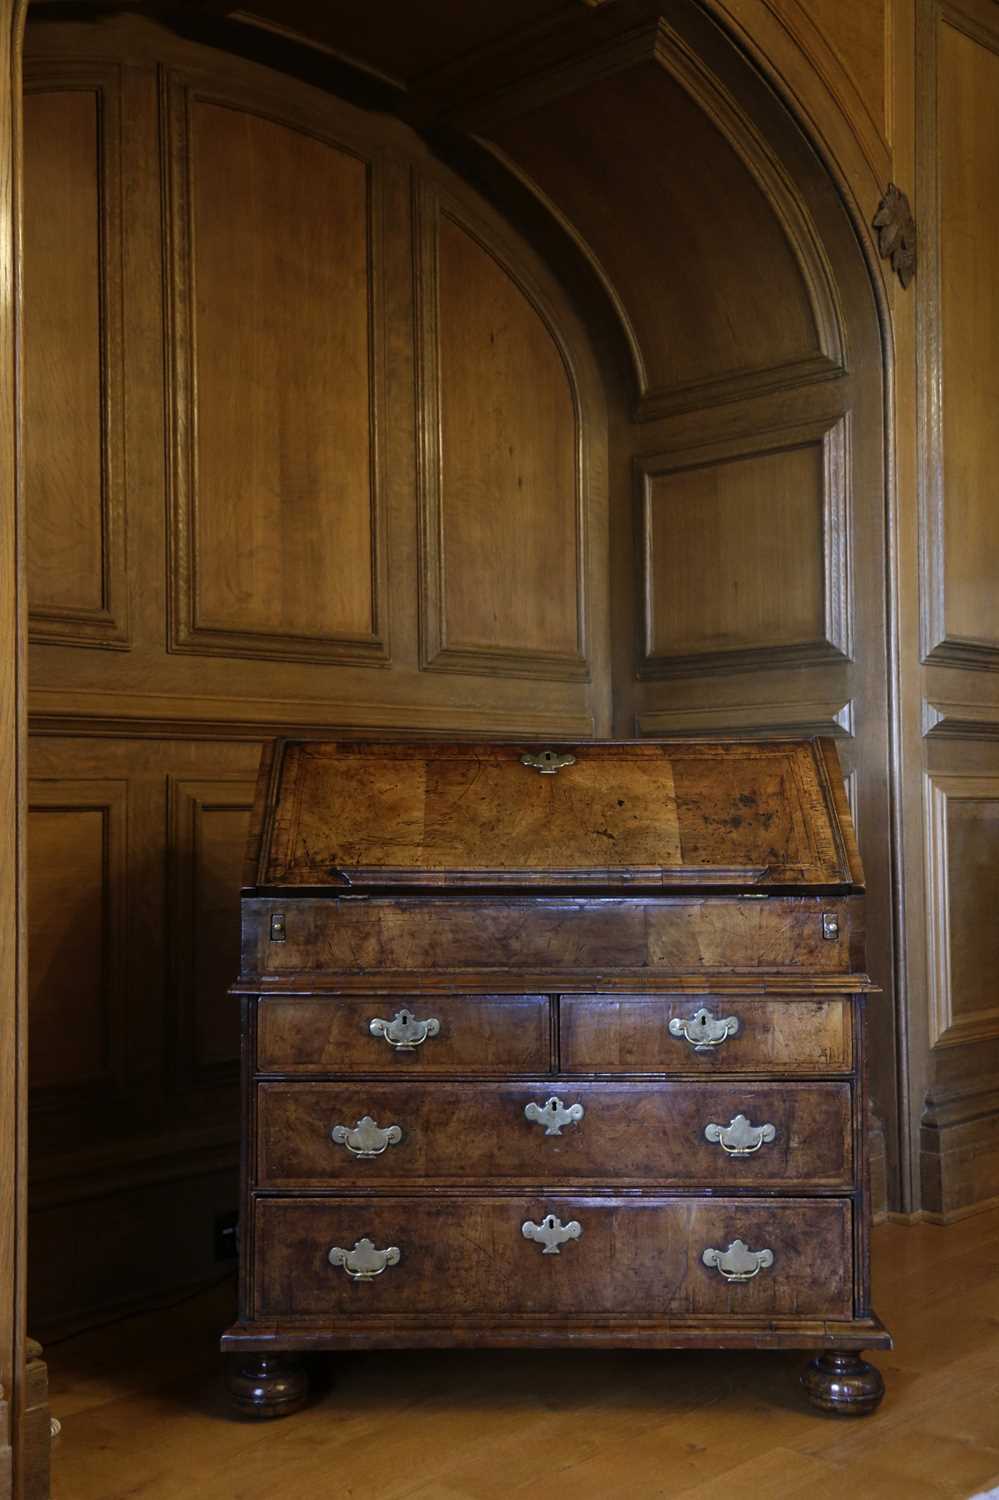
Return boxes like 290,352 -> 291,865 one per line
368,1009 -> 441,1051
669,1007 -> 740,1052
522,1214 -> 583,1255
328,1238 -> 401,1280
702,1239 -> 774,1282
704,1114 -> 776,1156
330,1115 -> 403,1158
520,749 -> 576,775
524,1096 -> 584,1136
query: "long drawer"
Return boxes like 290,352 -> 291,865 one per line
241,894 -> 864,977
257,994 -> 552,1074
252,1195 -> 854,1320
561,995 -> 853,1074
255,1079 -> 853,1189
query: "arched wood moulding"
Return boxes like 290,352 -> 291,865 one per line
449,15 -> 848,421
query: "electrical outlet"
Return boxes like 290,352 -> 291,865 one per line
214,1210 -> 239,1262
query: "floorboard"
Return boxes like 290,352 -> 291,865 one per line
44,1211 -> 999,1499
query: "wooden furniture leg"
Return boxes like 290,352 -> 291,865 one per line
225,1354 -> 309,1419
801,1351 -> 885,1416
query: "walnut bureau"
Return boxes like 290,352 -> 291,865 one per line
222,738 -> 890,1417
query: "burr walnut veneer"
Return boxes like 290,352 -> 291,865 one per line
222,739 -> 889,1417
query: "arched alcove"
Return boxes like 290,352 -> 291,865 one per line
19,0 -> 895,1357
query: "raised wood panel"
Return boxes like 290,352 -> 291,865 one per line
27,781 -> 127,1095
416,185 -> 586,680
164,75 -> 386,665
23,67 -> 127,648
168,778 -> 254,1089
476,20 -> 844,418
637,417 -> 851,677
925,775 -> 999,1049
920,5 -> 999,669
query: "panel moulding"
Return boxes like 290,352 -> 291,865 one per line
453,16 -> 847,420
413,178 -> 589,683
24,63 -> 130,650
636,414 -> 853,679
922,700 -> 999,738
636,698 -> 854,739
924,771 -> 999,1049
161,69 -> 389,668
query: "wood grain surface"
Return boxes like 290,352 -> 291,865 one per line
561,995 -> 853,1075
252,1194 -> 854,1321
257,740 -> 857,888
41,1212 -> 999,1499
256,995 -> 552,1075
243,895 -> 865,980
255,1078 -> 853,1189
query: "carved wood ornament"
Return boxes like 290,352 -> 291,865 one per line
873,184 -> 915,288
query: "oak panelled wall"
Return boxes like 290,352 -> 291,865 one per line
23,16 -> 608,1333
168,779 -> 257,1090
27,782 -> 127,1095
30,0 -> 987,1341
923,11 -> 999,667
915,0 -> 999,1225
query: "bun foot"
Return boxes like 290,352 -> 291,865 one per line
801,1351 -> 884,1416
226,1354 -> 309,1419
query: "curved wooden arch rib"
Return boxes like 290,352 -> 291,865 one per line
699,0 -> 891,226
472,135 -> 652,407
452,17 -> 848,421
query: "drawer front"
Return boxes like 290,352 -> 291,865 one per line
561,996 -> 853,1074
256,1079 -> 853,1189
242,895 -> 863,979
256,995 -> 551,1075
253,1195 -> 853,1319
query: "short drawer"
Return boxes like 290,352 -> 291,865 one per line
561,995 -> 853,1074
253,1195 -> 853,1320
256,994 -> 551,1075
255,1079 -> 853,1190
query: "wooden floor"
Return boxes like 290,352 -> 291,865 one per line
45,1210 -> 999,1500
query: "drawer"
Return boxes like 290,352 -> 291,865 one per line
253,1195 -> 853,1320
242,895 -> 863,979
256,995 -> 551,1075
561,995 -> 853,1074
256,1079 -> 853,1189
